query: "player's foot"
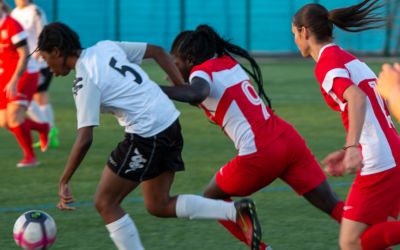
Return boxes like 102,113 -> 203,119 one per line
39,123 -> 50,152
49,127 -> 60,148
235,198 -> 262,250
16,157 -> 39,168
260,242 -> 273,250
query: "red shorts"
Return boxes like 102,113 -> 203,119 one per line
215,124 -> 327,196
0,72 -> 38,110
343,166 -> 400,225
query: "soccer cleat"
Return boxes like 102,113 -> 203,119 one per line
16,157 -> 39,168
48,127 -> 60,148
39,124 -> 50,152
235,198 -> 262,250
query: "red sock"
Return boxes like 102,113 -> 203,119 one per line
219,219 -> 248,243
25,118 -> 49,133
9,121 -> 34,159
361,221 -> 400,250
331,201 -> 344,223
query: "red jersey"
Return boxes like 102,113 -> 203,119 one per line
315,43 -> 400,175
190,55 -> 287,156
0,14 -> 27,85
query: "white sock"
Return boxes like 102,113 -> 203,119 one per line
40,104 -> 55,127
105,214 -> 144,250
175,194 -> 236,221
27,101 -> 46,123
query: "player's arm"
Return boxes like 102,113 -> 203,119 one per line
117,42 -> 184,86
161,77 -> 210,105
144,44 -> 185,86
5,42 -> 28,98
378,63 -> 400,122
341,84 -> 366,173
58,77 -> 100,210
57,126 -> 93,210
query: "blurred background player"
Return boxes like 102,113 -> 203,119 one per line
11,0 -> 59,148
377,63 -> 400,122
0,0 -> 49,167
292,1 -> 400,249
37,22 -> 262,250
162,24 -> 344,250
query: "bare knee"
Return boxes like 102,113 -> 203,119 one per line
94,195 -> 117,215
339,235 -> 361,250
144,197 -> 175,218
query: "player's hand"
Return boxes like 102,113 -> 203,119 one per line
377,63 -> 400,100
4,78 -> 18,99
342,147 -> 362,174
322,150 -> 346,176
57,182 -> 76,211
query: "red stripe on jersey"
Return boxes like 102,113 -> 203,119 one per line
359,80 -> 400,165
190,55 -> 238,81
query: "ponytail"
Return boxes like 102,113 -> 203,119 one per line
293,0 -> 385,42
171,25 -> 272,108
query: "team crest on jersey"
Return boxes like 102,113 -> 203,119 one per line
72,77 -> 83,96
1,30 -> 8,40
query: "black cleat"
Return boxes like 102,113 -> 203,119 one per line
235,198 -> 262,250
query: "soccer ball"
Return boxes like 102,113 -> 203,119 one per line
13,210 -> 57,250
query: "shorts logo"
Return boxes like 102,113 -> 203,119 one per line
108,156 -> 117,167
343,206 -> 353,211
125,148 -> 147,174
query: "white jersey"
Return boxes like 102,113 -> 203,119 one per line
74,40 -> 180,137
11,4 -> 47,72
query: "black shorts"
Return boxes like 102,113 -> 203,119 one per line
37,67 -> 53,92
107,119 -> 185,182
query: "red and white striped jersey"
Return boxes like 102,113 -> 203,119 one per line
315,43 -> 400,175
0,14 -> 27,85
190,55 -> 286,156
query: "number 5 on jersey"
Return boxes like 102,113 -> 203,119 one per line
109,57 -> 143,84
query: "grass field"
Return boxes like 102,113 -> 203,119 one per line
0,59 -> 398,250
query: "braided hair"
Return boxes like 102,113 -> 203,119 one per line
171,25 -> 272,108
37,22 -> 82,63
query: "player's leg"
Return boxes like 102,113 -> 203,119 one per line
203,151 -> 281,250
6,102 -> 37,166
280,125 -> 344,222
339,219 -> 368,250
140,169 -> 261,249
343,166 -> 400,250
32,68 -> 59,148
0,108 -> 7,128
94,166 -> 143,250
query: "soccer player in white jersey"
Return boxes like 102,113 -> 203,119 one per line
377,63 -> 400,122
161,25 -> 345,250
11,0 -> 59,148
36,22 -> 262,250
292,1 -> 400,249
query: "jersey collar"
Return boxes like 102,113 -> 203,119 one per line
317,43 -> 336,61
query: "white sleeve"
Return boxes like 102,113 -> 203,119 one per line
73,76 -> 101,129
115,42 -> 147,65
189,70 -> 212,85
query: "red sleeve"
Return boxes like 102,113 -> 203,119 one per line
8,17 -> 27,47
332,77 -> 353,102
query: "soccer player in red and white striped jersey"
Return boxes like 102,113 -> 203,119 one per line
292,1 -> 400,249
0,0 -> 48,167
162,25 -> 345,250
